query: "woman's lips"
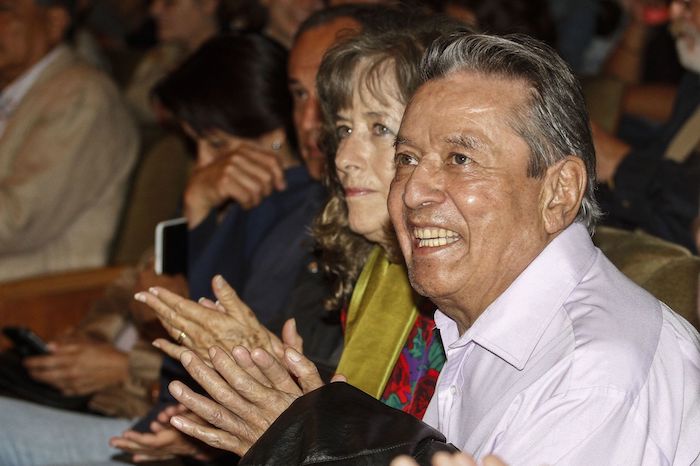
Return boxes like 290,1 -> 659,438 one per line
344,187 -> 375,197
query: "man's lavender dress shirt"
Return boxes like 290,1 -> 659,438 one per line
424,223 -> 700,465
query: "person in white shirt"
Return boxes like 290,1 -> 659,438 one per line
387,32 -> 700,465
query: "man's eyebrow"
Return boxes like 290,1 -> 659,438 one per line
444,134 -> 482,150
394,135 -> 412,148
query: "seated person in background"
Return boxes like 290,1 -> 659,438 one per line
0,263 -> 184,419
164,32 -> 700,466
0,32 -> 320,466
261,0 -> 324,49
592,0 -> 700,252
124,0 -> 234,124
441,0 -> 556,46
125,0 -> 323,124
0,0 -> 139,282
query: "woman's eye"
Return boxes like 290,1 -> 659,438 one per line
372,123 -> 391,136
335,125 -> 352,139
450,153 -> 472,165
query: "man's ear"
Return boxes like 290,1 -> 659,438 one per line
540,156 -> 587,235
45,7 -> 70,45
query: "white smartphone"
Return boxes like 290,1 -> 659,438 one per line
154,217 -> 188,276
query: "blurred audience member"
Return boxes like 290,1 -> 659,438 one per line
0,31 -> 317,466
262,0 -> 324,48
0,0 -> 138,281
598,0 -> 681,138
125,0 -> 323,124
593,0 -> 700,251
124,0 -> 225,124
443,0 -> 556,45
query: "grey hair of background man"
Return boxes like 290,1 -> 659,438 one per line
420,33 -> 601,232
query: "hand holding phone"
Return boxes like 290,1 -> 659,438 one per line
2,326 -> 50,356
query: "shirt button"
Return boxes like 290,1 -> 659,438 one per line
450,385 -> 457,395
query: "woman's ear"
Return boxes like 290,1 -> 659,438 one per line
540,156 -> 587,235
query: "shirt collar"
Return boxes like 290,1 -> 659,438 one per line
434,223 -> 598,370
0,45 -> 65,118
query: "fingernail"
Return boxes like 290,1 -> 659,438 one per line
152,340 -> 161,348
181,351 -> 192,366
287,348 -> 301,362
171,416 -> 183,428
149,287 -> 159,296
169,382 -> 182,396
134,292 -> 146,303
214,275 -> 224,287
209,347 -> 218,358
198,297 -> 206,304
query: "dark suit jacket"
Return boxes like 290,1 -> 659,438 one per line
598,72 -> 700,252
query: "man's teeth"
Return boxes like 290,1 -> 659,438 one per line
413,228 -> 460,247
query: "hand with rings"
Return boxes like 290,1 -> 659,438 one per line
134,275 -> 304,365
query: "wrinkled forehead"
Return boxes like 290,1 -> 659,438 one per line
401,71 -> 532,136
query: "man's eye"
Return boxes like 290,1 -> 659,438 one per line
335,125 -> 351,139
450,153 -> 472,165
208,139 -> 226,149
395,152 -> 417,166
290,88 -> 307,101
372,123 -> 391,136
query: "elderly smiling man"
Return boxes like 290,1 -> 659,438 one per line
154,33 -> 700,466
387,32 -> 700,464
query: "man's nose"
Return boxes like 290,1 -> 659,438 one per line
300,97 -> 320,131
402,162 -> 445,210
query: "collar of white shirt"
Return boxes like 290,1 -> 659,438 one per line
434,222 -> 598,370
0,45 -> 65,136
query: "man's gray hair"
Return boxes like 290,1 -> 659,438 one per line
420,33 -> 601,232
